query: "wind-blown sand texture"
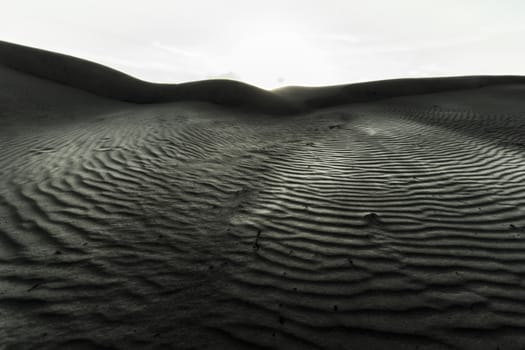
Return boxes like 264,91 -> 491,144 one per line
2,41 -> 525,349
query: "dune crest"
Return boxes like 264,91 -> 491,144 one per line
2,40 -> 525,114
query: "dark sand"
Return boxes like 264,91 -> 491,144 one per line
2,41 -> 525,349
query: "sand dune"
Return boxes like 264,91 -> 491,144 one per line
2,42 -> 525,349
2,40 -> 525,113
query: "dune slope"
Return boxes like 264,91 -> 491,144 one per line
2,43 -> 525,349
0,41 -> 301,115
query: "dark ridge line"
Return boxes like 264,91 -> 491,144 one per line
0,40 -> 301,115
2,40 -> 525,115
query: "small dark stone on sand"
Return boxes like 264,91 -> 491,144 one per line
364,212 -> 381,225
253,229 -> 261,250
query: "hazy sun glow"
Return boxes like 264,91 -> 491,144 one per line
217,27 -> 334,89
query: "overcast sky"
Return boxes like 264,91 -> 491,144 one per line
2,0 -> 525,89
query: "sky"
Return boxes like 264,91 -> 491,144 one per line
2,0 -> 525,89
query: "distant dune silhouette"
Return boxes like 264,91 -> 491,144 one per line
1,40 -> 525,114
0,40 -> 300,114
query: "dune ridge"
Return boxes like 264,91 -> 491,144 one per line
2,40 -> 525,114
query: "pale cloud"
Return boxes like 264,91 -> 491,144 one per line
206,71 -> 243,81
151,42 -> 210,60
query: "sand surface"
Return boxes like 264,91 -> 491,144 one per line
2,47 -> 525,349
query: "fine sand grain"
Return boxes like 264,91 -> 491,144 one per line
2,42 -> 525,349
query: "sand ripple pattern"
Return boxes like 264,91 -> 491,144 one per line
2,89 -> 525,349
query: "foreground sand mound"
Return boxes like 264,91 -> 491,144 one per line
2,43 -> 525,349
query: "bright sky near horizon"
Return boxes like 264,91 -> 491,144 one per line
2,0 -> 525,89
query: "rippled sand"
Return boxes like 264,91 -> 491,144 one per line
2,62 -> 525,349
